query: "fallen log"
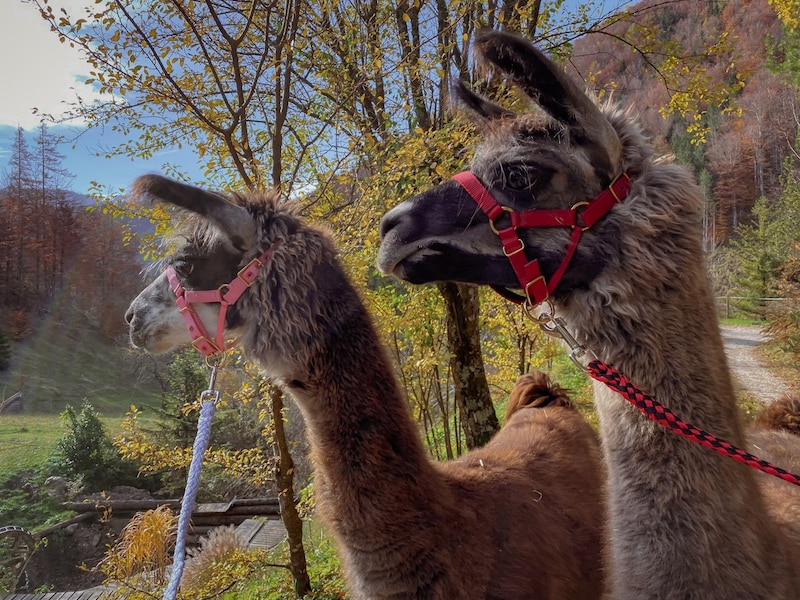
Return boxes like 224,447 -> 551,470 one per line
33,511 -> 95,539
62,497 -> 281,515
63,499 -> 182,513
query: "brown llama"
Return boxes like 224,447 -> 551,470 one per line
376,30 -> 800,599
123,175 -> 605,599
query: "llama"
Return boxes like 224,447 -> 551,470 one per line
123,174 -> 606,599
376,29 -> 800,599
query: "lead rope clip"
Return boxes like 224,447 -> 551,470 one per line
525,300 -> 596,371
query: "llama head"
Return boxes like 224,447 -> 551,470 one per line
377,30 -> 646,298
124,175 -> 299,356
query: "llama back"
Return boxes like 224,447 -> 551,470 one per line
746,395 -> 800,580
435,372 -> 605,599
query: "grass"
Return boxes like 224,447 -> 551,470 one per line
1,305 -> 160,416
0,413 -> 132,482
0,415 -> 64,480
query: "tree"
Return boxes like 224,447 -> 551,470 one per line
0,327 -> 11,371
727,159 -> 800,318
2,128 -> 35,306
1,125 -> 81,310
32,2 -> 319,592
51,401 -> 141,492
34,124 -> 75,294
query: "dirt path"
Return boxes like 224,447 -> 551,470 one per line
720,324 -> 791,403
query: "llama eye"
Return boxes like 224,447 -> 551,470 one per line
173,260 -> 195,278
505,165 -> 531,190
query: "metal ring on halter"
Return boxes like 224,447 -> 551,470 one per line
570,201 -> 591,231
489,206 -> 515,235
522,296 -> 551,321
205,351 -> 228,370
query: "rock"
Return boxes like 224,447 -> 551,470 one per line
43,476 -> 69,501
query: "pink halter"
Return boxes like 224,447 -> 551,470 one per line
166,244 -> 279,357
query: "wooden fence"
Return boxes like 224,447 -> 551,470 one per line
716,296 -> 790,319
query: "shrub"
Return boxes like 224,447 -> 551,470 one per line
95,504 -> 177,598
48,401 -> 142,493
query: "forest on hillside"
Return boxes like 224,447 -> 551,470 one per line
570,0 -> 797,248
0,125 -> 142,343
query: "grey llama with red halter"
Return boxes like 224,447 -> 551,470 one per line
377,29 -> 800,599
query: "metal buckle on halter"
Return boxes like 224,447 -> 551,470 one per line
609,173 -> 631,202
503,238 -> 526,257
192,336 -> 221,354
237,257 -> 263,287
523,276 -> 547,305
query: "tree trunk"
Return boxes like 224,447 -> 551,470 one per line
269,386 -> 311,597
437,282 -> 499,449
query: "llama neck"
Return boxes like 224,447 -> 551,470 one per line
569,267 -> 743,442
559,180 -> 793,597
248,260 -> 445,541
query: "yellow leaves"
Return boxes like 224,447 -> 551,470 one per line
770,0 -> 800,31
96,505 -> 177,590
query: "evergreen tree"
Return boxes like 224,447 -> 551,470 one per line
0,327 -> 11,371
50,401 -> 141,492
152,349 -> 208,449
2,129 -> 35,305
729,161 -> 800,317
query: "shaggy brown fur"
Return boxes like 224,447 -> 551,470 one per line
377,30 -> 800,599
124,175 -> 606,599
506,372 -> 573,421
752,393 -> 800,435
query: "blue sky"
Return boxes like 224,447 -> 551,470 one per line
1,0 -> 613,195
0,0 -> 204,195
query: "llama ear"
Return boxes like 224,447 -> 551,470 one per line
130,175 -> 257,251
453,80 -> 516,123
474,29 -> 622,180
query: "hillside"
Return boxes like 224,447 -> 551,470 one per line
0,302 -> 161,416
569,0 -> 795,245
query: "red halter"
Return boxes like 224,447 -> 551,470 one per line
452,171 -> 632,306
166,244 -> 279,357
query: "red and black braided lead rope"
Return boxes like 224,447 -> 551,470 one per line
586,358 -> 800,487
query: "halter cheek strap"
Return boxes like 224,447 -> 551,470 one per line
166,244 -> 279,357
452,171 -> 632,306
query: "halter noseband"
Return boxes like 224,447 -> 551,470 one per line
452,171 -> 632,306
166,244 -> 279,357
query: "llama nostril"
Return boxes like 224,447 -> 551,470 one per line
379,201 -> 412,240
378,211 -> 397,240
124,307 -> 134,325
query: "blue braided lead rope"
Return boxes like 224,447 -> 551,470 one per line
162,391 -> 218,600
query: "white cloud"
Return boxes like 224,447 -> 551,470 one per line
1,1 -> 101,129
